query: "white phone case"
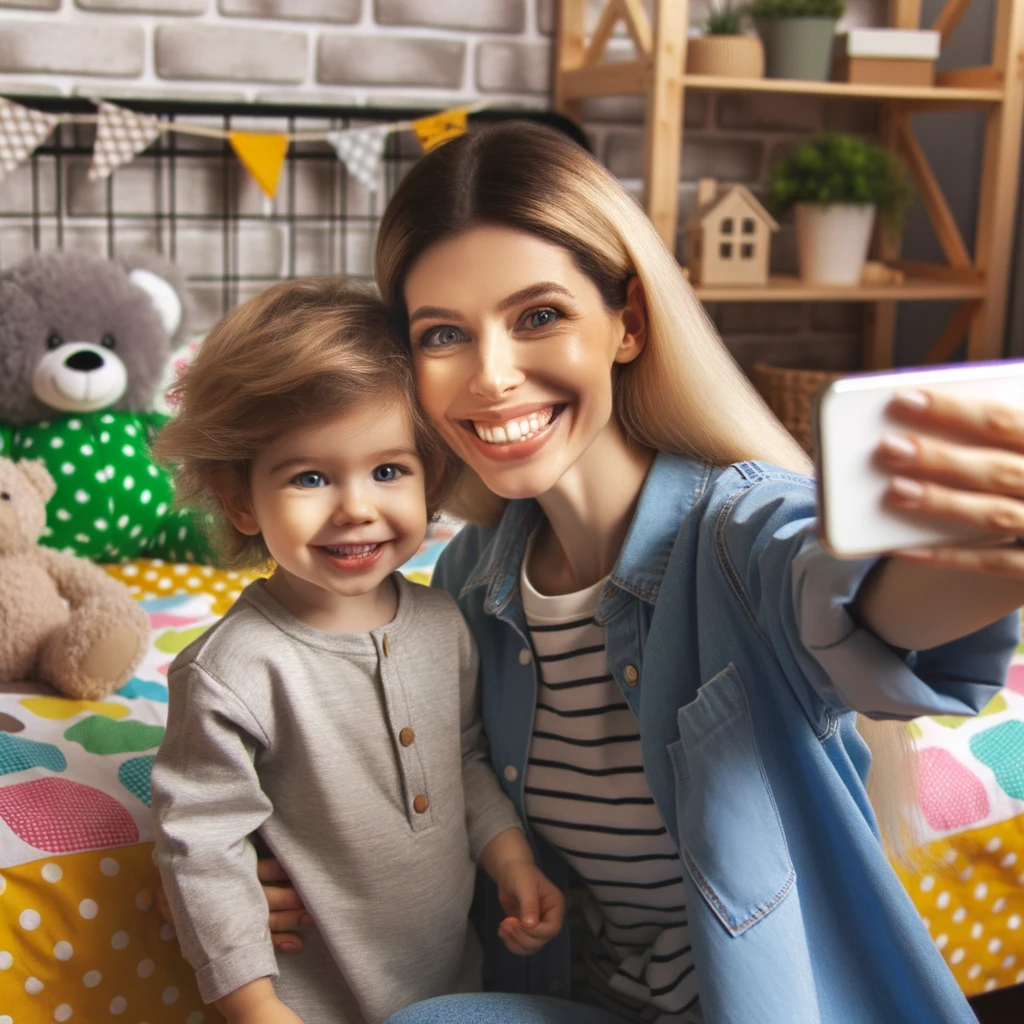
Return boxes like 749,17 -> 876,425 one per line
813,360 -> 1024,559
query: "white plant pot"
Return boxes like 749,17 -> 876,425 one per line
794,202 -> 877,285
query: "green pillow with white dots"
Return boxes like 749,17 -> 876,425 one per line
0,412 -> 215,565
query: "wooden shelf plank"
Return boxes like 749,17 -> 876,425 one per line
559,70 -> 1004,106
691,274 -> 987,302
680,73 -> 1003,105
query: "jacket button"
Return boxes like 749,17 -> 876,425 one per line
504,765 -> 518,782
624,664 -> 639,686
399,727 -> 415,747
413,794 -> 429,814
605,585 -> 618,597
382,633 -> 391,657
518,648 -> 532,665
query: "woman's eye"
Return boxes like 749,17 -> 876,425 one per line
522,308 -> 560,330
293,471 -> 325,488
372,464 -> 403,483
420,325 -> 467,350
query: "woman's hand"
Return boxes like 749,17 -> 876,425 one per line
152,858 -> 311,954
876,388 -> 1024,577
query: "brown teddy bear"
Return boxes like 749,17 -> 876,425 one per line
0,455 -> 149,700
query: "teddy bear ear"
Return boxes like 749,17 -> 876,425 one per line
17,459 -> 57,505
129,267 -> 183,337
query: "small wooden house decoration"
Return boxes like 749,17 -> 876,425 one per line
685,178 -> 778,287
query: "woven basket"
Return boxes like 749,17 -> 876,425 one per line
687,35 -> 765,78
752,362 -> 841,454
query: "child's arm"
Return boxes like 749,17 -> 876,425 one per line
216,979 -> 304,1024
453,610 -> 565,955
151,661 -> 284,1009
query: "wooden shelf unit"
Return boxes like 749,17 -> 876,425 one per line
554,0 -> 1024,368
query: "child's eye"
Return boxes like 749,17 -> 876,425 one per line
371,464 -> 404,483
419,325 -> 468,350
293,471 -> 326,488
520,307 -> 560,330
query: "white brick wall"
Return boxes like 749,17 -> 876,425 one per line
0,0 -> 888,353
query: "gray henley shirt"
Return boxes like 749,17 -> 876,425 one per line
151,573 -> 523,1023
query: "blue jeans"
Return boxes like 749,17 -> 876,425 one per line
382,994 -> 628,1024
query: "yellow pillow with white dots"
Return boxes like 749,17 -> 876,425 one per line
0,844 -> 207,1023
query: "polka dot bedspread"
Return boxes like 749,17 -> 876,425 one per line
0,543 -> 1021,1020
0,527 -> 453,1024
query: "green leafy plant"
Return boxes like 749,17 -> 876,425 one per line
748,0 -> 845,18
766,134 -> 914,222
705,1 -> 743,34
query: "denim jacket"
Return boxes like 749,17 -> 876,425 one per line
432,453 -> 1019,1024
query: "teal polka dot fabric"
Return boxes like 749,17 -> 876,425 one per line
0,412 -> 214,564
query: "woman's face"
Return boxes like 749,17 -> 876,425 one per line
403,224 -> 643,501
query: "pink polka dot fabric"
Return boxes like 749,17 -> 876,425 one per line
917,747 -> 990,833
0,777 -> 139,853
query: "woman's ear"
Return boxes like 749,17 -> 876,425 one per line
614,276 -> 647,365
218,479 -> 261,537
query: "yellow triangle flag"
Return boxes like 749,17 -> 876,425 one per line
229,131 -> 288,199
412,107 -> 469,154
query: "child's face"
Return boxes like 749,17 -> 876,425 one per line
233,398 -> 428,601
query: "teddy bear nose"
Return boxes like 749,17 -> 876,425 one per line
64,350 -> 104,372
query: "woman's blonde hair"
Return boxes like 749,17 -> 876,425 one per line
374,121 -> 918,859
155,277 -> 460,569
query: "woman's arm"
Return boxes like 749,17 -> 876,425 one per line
854,556 -> 1024,652
856,389 -> 1024,650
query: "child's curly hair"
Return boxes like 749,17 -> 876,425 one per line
154,277 -> 459,569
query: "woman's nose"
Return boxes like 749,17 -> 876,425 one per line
470,330 -> 525,400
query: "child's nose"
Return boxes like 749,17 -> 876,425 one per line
331,486 -> 376,524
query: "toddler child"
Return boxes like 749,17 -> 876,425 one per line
151,278 -> 564,1024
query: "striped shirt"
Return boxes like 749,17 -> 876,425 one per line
520,561 -> 701,1024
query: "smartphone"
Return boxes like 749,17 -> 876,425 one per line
813,360 -> 1024,559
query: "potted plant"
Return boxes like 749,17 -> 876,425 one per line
687,1 -> 765,79
750,0 -> 845,81
767,134 -> 913,285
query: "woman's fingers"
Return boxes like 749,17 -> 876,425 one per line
889,390 -> 1024,452
272,932 -> 304,954
263,884 -> 305,913
256,858 -> 291,884
886,475 -> 1024,537
877,432 -> 1024,500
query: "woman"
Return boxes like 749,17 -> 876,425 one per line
255,123 -> 1024,1023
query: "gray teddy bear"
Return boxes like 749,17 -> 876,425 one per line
0,250 -> 214,563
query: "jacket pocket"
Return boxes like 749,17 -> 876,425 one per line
667,663 -> 795,936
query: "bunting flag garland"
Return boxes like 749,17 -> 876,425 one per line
228,131 -> 289,200
411,106 -> 469,153
327,124 -> 389,192
0,96 -> 481,195
88,101 -> 163,181
0,97 -> 58,182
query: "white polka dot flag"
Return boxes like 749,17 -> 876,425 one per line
0,97 -> 58,182
88,101 -> 162,181
326,125 -> 390,192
